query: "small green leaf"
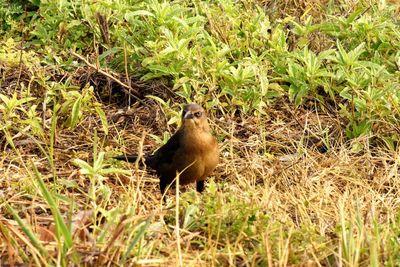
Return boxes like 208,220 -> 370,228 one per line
69,96 -> 82,128
125,10 -> 155,22
120,219 -> 151,265
95,106 -> 109,135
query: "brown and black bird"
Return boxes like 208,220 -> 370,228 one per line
114,103 -> 219,195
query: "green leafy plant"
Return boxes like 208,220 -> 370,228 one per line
46,82 -> 109,133
284,47 -> 334,105
0,93 -> 38,147
73,151 -> 130,203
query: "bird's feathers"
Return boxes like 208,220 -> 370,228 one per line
114,103 -> 219,194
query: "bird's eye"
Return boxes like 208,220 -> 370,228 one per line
194,111 -> 202,118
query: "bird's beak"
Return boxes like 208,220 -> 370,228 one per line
184,111 -> 194,119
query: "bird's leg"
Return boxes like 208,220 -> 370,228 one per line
160,179 -> 168,202
196,180 -> 204,193
160,180 -> 167,195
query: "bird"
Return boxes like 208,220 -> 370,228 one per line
114,103 -> 219,196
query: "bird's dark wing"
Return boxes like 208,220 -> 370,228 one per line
145,129 -> 183,169
114,129 -> 182,170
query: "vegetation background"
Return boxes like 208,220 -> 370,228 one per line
1,0 -> 400,265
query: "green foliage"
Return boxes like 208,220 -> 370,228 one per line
30,1 -> 93,50
0,0 -> 39,35
284,47 -> 334,105
282,7 -> 400,139
105,0 -> 400,139
73,149 -> 130,204
46,82 -> 109,132
0,92 -> 40,148
3,0 -> 399,139
119,220 -> 151,265
32,164 -> 77,264
0,38 -> 42,70
147,95 -> 181,126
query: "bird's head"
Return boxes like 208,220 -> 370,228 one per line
181,103 -> 209,131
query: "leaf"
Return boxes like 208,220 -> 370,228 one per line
73,158 -> 94,174
95,106 -> 109,135
32,165 -> 74,255
146,95 -> 167,106
6,204 -> 49,259
346,8 -> 365,24
0,93 -> 10,104
69,96 -> 82,128
29,0 -> 41,6
99,167 -> 131,175
125,10 -> 155,21
167,115 -> 180,125
93,152 -> 105,171
183,204 -> 199,229
99,47 -> 122,61
119,219 -> 151,265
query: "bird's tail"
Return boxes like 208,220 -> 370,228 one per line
114,155 -> 138,162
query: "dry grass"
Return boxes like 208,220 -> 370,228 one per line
1,87 -> 400,265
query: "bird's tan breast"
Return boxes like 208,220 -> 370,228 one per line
177,131 -> 219,184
